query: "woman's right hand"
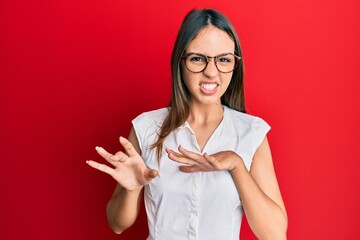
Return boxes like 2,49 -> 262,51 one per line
86,136 -> 158,191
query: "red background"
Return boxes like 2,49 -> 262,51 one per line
1,0 -> 359,239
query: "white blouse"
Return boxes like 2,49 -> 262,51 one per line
132,105 -> 270,240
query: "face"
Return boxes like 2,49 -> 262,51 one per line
182,26 -> 235,106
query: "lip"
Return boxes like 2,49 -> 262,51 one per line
199,81 -> 219,95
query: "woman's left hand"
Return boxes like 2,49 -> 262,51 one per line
166,145 -> 242,173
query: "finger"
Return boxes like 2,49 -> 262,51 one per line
96,146 -> 121,167
179,165 -> 202,173
111,151 -> 128,163
165,147 -> 183,157
95,146 -> 113,161
144,168 -> 158,180
119,137 -> 138,157
166,148 -> 194,165
203,153 -> 221,169
86,160 -> 115,176
178,145 -> 203,163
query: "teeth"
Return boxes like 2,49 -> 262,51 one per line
201,83 -> 218,90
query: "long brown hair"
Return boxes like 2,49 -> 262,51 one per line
151,9 -> 246,160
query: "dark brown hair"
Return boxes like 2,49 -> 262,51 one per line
151,9 -> 246,160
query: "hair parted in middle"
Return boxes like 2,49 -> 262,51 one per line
151,9 -> 246,160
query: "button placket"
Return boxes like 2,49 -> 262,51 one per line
185,126 -> 201,239
188,172 -> 200,240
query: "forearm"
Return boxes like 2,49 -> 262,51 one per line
106,186 -> 143,234
231,160 -> 287,240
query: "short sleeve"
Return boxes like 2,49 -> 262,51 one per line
131,113 -> 148,152
131,108 -> 169,158
251,117 -> 271,156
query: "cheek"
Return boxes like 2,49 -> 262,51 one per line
182,70 -> 198,89
221,74 -> 233,89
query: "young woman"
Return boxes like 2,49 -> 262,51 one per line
87,9 -> 288,240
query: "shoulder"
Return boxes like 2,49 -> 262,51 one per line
225,106 -> 270,131
131,108 -> 169,150
223,106 -> 272,169
225,106 -> 271,152
132,108 -> 169,127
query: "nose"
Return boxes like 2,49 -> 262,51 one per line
203,57 -> 218,78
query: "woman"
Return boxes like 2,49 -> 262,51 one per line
87,9 -> 288,240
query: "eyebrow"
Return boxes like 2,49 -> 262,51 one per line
186,52 -> 234,56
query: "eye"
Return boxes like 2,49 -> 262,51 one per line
217,57 -> 232,63
189,55 -> 206,63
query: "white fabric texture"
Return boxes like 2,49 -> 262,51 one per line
132,105 -> 270,240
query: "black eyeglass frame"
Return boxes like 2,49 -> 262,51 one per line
182,52 -> 242,73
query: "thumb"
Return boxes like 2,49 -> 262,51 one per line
145,168 -> 158,180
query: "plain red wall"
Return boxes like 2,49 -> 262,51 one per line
1,0 -> 359,239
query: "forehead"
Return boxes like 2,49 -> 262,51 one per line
187,26 -> 235,55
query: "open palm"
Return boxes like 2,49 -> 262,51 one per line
87,137 -> 158,191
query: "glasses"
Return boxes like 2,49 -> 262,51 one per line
183,52 -> 241,73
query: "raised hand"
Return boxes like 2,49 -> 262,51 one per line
87,136 -> 158,191
166,145 -> 242,173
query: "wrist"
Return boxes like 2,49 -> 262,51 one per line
127,186 -> 143,194
119,186 -> 143,196
230,154 -> 245,173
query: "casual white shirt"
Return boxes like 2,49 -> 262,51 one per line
132,105 -> 270,240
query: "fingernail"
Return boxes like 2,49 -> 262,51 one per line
95,146 -> 99,150
86,160 -> 90,164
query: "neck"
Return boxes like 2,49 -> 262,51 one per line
187,102 -> 224,125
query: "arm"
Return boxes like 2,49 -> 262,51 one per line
106,184 -> 143,234
105,128 -> 144,234
166,136 -> 287,239
87,128 -> 158,234
231,136 -> 288,239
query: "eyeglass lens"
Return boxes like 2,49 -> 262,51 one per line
184,53 -> 238,73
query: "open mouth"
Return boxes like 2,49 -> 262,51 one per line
199,82 -> 219,95
201,83 -> 219,91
